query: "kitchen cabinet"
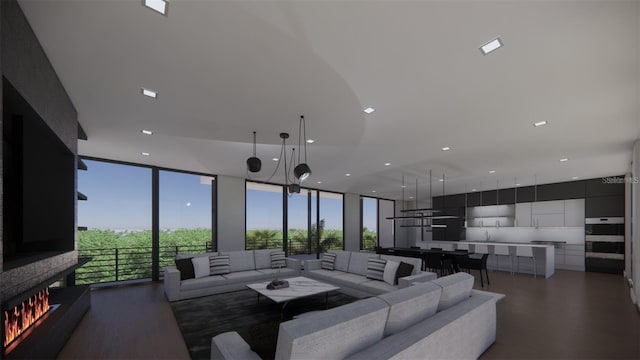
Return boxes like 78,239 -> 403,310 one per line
532,200 -> 564,228
515,203 -> 532,227
564,199 -> 585,227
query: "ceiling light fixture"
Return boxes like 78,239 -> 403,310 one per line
306,139 -> 315,144
480,37 -> 503,55
345,173 -> 351,177
384,162 -> 391,166
372,190 -> 377,193
141,88 -> 158,98
560,158 -> 569,162
141,129 -> 153,135
572,176 -> 580,180
439,179 -> 444,182
317,181 -> 322,184
471,189 -> 477,192
293,115 -> 312,182
441,147 -> 451,151
516,183 -> 521,186
141,152 -> 150,156
363,107 -> 375,114
246,131 -> 262,173
489,170 -> 496,174
143,0 -> 168,15
534,121 -> 548,127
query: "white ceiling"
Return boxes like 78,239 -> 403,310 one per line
17,0 -> 640,201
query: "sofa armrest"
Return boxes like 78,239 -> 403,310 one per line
398,271 -> 437,288
211,332 -> 261,360
305,259 -> 322,271
164,266 -> 181,302
285,257 -> 302,274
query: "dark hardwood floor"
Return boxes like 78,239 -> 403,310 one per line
58,270 -> 639,359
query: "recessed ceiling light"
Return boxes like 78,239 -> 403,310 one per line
384,162 -> 391,166
489,170 -> 496,174
471,189 -> 477,192
572,176 -> 580,180
143,0 -> 168,15
345,173 -> 351,177
401,185 -> 406,188
480,37 -> 503,55
317,181 -> 322,184
560,158 -> 569,162
272,158 -> 279,161
441,147 -> 451,151
363,107 -> 376,114
306,139 -> 315,144
439,179 -> 444,182
515,183 -> 521,186
141,88 -> 158,98
534,121 -> 548,127
372,190 -> 377,193
141,152 -> 150,156
409,196 -> 414,199
141,129 -> 153,135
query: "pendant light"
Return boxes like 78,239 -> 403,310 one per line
246,131 -> 261,173
293,115 -> 312,181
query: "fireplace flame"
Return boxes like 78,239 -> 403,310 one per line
4,288 -> 50,347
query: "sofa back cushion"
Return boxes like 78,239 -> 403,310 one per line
379,255 -> 421,275
348,252 -> 380,276
275,297 -> 389,360
222,251 -> 256,272
430,272 -> 474,311
333,250 -> 352,272
176,251 -> 217,260
253,249 -> 275,270
376,282 -> 442,336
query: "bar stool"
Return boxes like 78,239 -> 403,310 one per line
493,245 -> 514,274
516,246 -> 537,277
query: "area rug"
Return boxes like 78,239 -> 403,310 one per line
170,288 -> 357,359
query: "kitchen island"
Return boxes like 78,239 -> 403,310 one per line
416,241 -> 555,278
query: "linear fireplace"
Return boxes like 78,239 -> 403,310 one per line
4,288 -> 52,351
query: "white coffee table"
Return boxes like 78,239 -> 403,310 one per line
246,276 -> 340,319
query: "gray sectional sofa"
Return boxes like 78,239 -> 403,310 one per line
304,250 -> 437,298
211,272 -> 505,360
164,249 -> 301,302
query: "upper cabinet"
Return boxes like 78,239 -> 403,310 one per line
564,199 -> 585,227
515,203 -> 532,227
513,199 -> 585,228
467,204 -> 515,227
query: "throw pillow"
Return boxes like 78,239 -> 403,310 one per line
192,256 -> 211,279
394,261 -> 415,285
383,260 -> 400,285
209,255 -> 230,275
270,251 -> 286,269
174,258 -> 195,280
322,252 -> 337,270
366,258 -> 387,281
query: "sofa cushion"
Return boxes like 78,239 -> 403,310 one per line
366,258 -> 386,281
221,270 -> 267,283
253,249 -> 274,270
223,251 -> 256,272
322,253 -> 336,270
210,255 -> 230,275
376,282 -> 442,336
332,273 -> 370,287
191,256 -> 210,279
270,251 -> 286,268
383,260 -> 400,285
306,269 -> 344,282
275,297 -> 389,360
256,268 -> 297,278
358,280 -> 397,295
431,272 -> 475,311
348,252 -> 379,276
380,255 -> 422,275
333,250 -> 352,272
176,251 -> 217,260
174,258 -> 195,280
180,274 -> 227,291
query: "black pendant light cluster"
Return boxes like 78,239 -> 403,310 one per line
246,115 -> 312,193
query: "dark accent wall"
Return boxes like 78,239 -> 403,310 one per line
0,0 -> 78,303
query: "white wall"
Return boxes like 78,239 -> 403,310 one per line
344,193 -> 360,251
378,200 -> 395,248
216,175 -> 246,252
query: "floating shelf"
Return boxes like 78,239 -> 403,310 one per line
77,226 -> 88,231
77,192 -> 88,201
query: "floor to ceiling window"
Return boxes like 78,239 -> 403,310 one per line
77,160 -> 152,284
159,170 -> 214,269
319,191 -> 344,251
361,197 -> 378,251
287,188 -> 317,255
246,182 -> 284,250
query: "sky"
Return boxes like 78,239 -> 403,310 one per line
78,160 -> 377,231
